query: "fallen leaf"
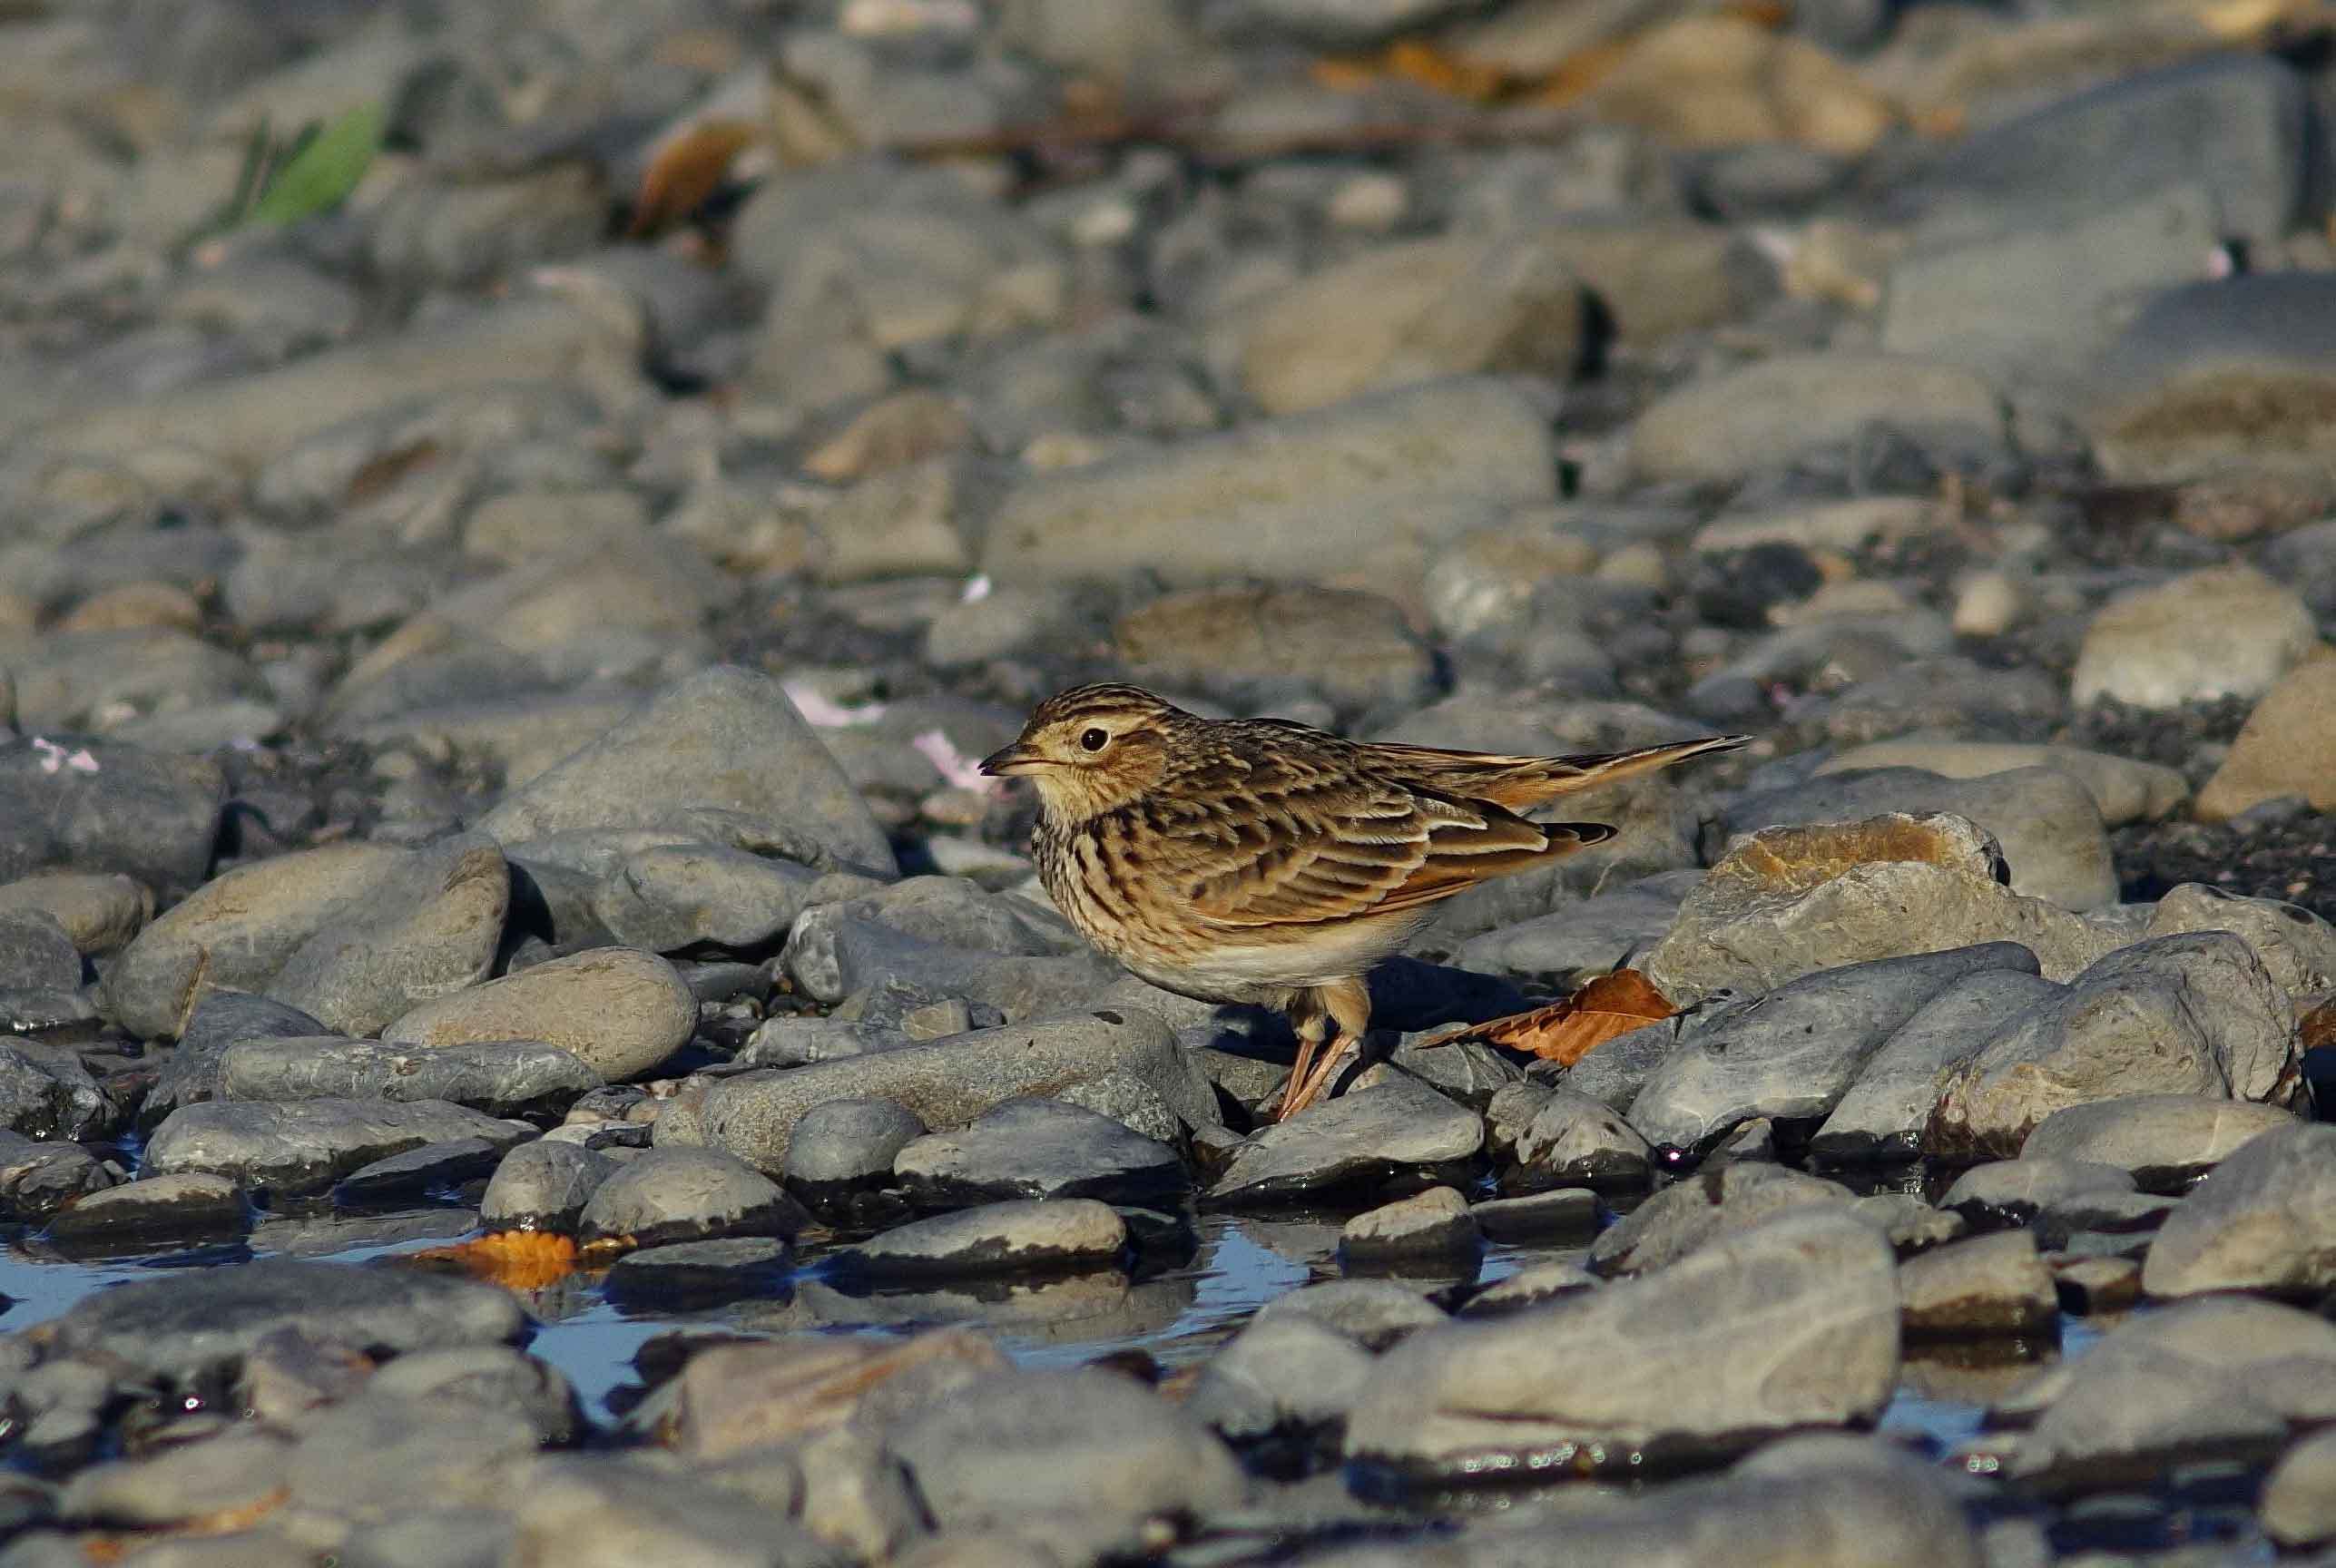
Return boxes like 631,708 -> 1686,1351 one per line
2302,998 -> 2336,1054
250,102 -> 384,227
629,117 -> 760,238
407,1230 -> 582,1292
1423,968 -> 1677,1068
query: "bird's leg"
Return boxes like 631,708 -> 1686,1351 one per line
1275,976 -> 1372,1122
1277,996 -> 1333,1124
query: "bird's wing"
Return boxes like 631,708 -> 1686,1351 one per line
1144,758 -> 1592,928
1360,734 -> 1749,811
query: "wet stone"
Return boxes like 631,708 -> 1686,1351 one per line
2052,1255 -> 2143,1316
1339,1186 -> 1481,1268
40,1257 -> 524,1381
1210,1069 -> 1483,1204
0,1132 -> 115,1223
1589,1161 -> 1854,1277
605,1238 -> 794,1310
1471,1187 -> 1600,1243
894,1097 -> 1186,1210
368,1343 -> 582,1447
783,1097 -> 928,1201
1506,1084 -> 1653,1191
479,1139 -> 618,1233
1250,1279 -> 1448,1349
46,1172 -> 249,1255
1941,1158 -> 2137,1228
0,1043 -> 112,1142
1461,1260 -> 1602,1317
2143,1122 -> 2336,1299
331,1136 -> 509,1206
142,991 -> 333,1127
1899,1231 -> 2059,1338
217,1036 -> 602,1121
1630,943 -> 2043,1155
1348,1209 -> 1901,1481
2020,1094 -> 2298,1192
1811,968 -> 2065,1166
142,1097 -> 528,1200
1183,1316 -> 1377,1440
835,1199 -> 1128,1282
577,1144 -> 810,1249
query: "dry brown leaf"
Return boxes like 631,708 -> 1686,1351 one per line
2302,998 -> 2336,1055
407,1230 -> 583,1292
629,118 -> 760,238
1424,968 -> 1677,1068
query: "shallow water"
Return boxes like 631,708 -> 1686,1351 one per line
0,1200 -> 2066,1457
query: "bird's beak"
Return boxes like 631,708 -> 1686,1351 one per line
978,742 -> 1045,777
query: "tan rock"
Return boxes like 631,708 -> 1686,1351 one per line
1238,234 -> 1584,416
802,389 -> 974,482
2196,652 -> 2336,818
1586,15 -> 1898,158
56,582 -> 202,635
384,946 -> 696,1081
2070,564 -> 2320,710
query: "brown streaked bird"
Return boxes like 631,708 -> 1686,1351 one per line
979,684 -> 1749,1121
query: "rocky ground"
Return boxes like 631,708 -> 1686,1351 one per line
2,0 -> 2336,1563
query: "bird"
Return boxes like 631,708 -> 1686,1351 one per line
979,683 -> 1749,1122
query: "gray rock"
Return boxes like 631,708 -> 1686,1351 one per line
1899,1231 -> 2057,1338
264,834 -> 508,1037
381,946 -> 696,1082
41,1257 -> 523,1381
1940,1158 -> 2135,1228
1458,1438 -> 1984,1565
0,912 -> 78,991
106,846 -> 405,1041
1454,872 -> 1697,985
2263,1426 -> 2336,1547
2144,882 -> 2336,997
0,1130 -> 115,1222
1551,1017 -> 1681,1112
1630,943 -> 2044,1154
478,665 -> 898,878
1588,1161 -> 1855,1278
0,735 -> 224,903
2021,1094 -> 2299,1192
784,1097 -> 928,1197
884,1368 -> 1243,1532
1811,968 -> 2066,1165
1114,583 -> 1437,713
1881,185 -> 2220,390
59,1428 -> 289,1529
1909,54 -> 2315,252
1462,1259 -> 1602,1317
284,1390 -> 543,1525
839,1198 -> 1128,1281
142,991 -> 331,1126
604,1238 -> 794,1309
780,915 -> 1121,1021
480,1139 -> 618,1233
1183,1315 -> 1377,1439
1216,0 -> 1482,44
982,377 -> 1553,593
1631,352 -> 2007,486
0,872 -> 151,956
142,1098 -> 527,1200
47,1172 -> 250,1254
1251,1278 -> 1448,1349
1210,1069 -> 1483,1203
2009,1338 -> 2290,1494
1850,1191 -> 1966,1254
368,1343 -> 580,1447
218,1036 -> 600,1120
1471,1187 -> 1599,1243
894,1098 -> 1186,1209
1644,814 -> 2117,1004
1932,933 -> 2298,1156
578,1145 -> 809,1247
2144,1122 -> 2336,1298
741,1018 -> 914,1070
692,1010 -> 1216,1176
1813,740 -> 2190,828
332,1137 -> 510,1206
1340,1186 -> 1479,1267
0,1042 -> 110,1142
590,843 -> 830,953
1719,767 -> 2116,910
1346,1209 -> 1900,1479
1507,1085 -> 1652,1191
2069,564 -> 2319,710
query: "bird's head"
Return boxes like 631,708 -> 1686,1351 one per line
980,682 -> 1184,820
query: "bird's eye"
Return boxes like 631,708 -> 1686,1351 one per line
1079,727 -> 1109,752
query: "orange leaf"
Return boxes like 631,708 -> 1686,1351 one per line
1426,969 -> 1677,1068
407,1230 -> 583,1292
629,118 -> 759,238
